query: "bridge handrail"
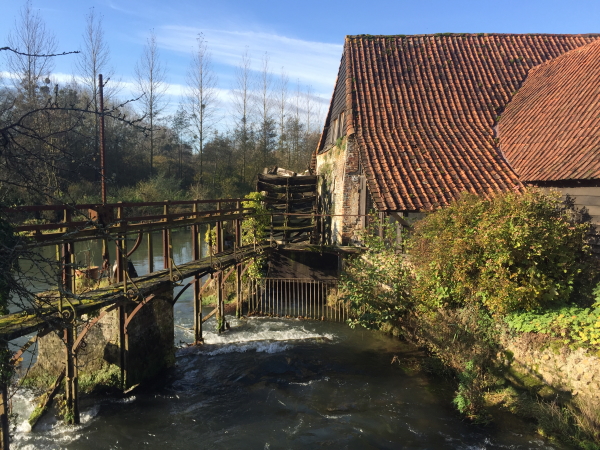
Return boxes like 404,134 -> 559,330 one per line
2,198 -> 247,213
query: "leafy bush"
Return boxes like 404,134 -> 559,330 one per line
339,217 -> 412,329
409,188 -> 597,315
505,305 -> 600,347
241,192 -> 269,279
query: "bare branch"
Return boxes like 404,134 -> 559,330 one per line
0,47 -> 79,57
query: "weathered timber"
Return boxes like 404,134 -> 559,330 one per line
257,181 -> 317,194
28,369 -> 65,430
258,173 -> 318,186
0,244 -> 269,341
263,195 -> 316,205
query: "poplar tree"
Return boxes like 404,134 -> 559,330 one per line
186,33 -> 218,185
134,30 -> 168,177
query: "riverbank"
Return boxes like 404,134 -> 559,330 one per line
10,317 -> 567,449
388,308 -> 600,449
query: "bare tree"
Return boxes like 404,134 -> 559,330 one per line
186,33 -> 218,185
5,0 -> 58,103
290,79 -> 303,167
276,68 -> 289,163
134,30 -> 168,176
75,8 -> 116,171
231,48 -> 254,184
304,85 -> 314,137
257,53 -> 275,169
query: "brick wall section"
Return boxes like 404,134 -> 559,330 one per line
341,138 -> 362,244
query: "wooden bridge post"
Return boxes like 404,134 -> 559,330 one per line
0,382 -> 8,450
192,202 -> 203,344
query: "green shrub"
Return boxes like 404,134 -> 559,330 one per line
505,305 -> 600,347
339,217 -> 412,329
241,192 -> 269,279
408,188 -> 596,315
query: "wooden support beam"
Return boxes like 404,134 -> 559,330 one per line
0,383 -> 8,450
163,201 -> 169,270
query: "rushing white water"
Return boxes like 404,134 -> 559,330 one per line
9,316 -> 563,450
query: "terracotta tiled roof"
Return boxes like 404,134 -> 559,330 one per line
500,38 -> 600,182
329,34 -> 598,211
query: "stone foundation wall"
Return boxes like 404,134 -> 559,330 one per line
28,287 -> 174,390
502,333 -> 600,405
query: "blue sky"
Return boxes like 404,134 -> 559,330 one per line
2,0 -> 600,127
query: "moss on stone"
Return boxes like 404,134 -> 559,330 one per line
78,364 -> 122,394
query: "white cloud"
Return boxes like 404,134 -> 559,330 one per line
156,26 -> 342,98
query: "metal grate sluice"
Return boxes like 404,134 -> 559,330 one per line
244,278 -> 348,323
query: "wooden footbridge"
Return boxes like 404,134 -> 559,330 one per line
0,172 -> 355,447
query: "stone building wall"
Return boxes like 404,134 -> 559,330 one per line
316,137 -> 366,245
316,141 -> 348,244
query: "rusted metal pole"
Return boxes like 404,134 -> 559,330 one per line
163,201 -> 169,270
99,74 -> 107,205
115,203 -> 124,283
119,306 -> 128,390
192,202 -> 203,344
235,201 -> 242,318
62,208 -> 75,295
147,231 -> 154,274
64,327 -> 80,424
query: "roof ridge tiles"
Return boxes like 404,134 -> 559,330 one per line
346,33 -> 600,40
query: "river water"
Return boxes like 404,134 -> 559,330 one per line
9,232 -> 562,449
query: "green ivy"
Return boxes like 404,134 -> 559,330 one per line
241,192 -> 269,280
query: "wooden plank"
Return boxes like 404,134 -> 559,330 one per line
257,181 -> 317,194
258,174 -> 318,186
28,369 -> 65,430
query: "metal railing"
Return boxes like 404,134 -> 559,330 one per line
244,277 -> 348,323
